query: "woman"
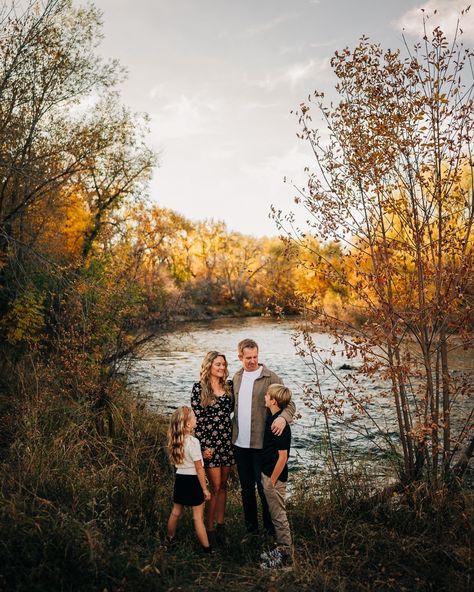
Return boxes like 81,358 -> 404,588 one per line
191,351 -> 234,545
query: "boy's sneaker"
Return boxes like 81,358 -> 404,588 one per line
259,548 -> 293,570
260,546 -> 282,561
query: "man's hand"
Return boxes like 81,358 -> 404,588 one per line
271,416 -> 286,436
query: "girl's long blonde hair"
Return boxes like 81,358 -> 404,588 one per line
199,351 -> 231,408
167,405 -> 194,465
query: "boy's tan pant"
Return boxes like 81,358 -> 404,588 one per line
261,473 -> 292,554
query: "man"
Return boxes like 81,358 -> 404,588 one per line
232,338 -> 295,535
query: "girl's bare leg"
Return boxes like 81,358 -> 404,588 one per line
205,467 -> 222,531
167,503 -> 183,538
215,466 -> 231,525
192,502 -> 210,547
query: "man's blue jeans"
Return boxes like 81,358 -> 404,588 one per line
233,445 -> 274,534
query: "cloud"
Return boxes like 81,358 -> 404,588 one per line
148,83 -> 165,100
150,93 -> 222,141
398,0 -> 474,41
239,144 -> 316,233
251,57 -> 330,92
280,38 -> 342,56
287,59 -> 321,86
241,101 -> 281,111
242,144 -> 310,186
279,42 -> 306,56
245,13 -> 299,36
309,38 -> 342,50
208,147 -> 236,161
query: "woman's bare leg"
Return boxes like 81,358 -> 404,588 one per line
205,467 -> 222,531
215,466 -> 231,525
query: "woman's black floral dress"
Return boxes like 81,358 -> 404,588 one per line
191,381 -> 235,468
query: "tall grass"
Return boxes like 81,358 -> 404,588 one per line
0,386 -> 472,592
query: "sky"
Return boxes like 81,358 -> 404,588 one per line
92,0 -> 474,237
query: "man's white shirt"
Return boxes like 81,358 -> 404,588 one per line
234,367 -> 263,448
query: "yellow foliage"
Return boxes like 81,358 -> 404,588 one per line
1,287 -> 46,345
34,188 -> 91,261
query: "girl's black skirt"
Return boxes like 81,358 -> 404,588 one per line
173,473 -> 204,506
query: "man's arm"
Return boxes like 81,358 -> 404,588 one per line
271,399 -> 296,435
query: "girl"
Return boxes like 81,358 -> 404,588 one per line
191,351 -> 234,545
166,405 -> 212,552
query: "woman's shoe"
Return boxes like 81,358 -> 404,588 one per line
206,529 -> 217,547
216,523 -> 229,546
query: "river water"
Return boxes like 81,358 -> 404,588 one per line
130,316 -> 473,477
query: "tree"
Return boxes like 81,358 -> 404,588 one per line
0,1 -> 119,243
279,12 -> 473,484
0,0 -> 156,397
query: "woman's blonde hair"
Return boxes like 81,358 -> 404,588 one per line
199,351 -> 231,408
167,405 -> 194,465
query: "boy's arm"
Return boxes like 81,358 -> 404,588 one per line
270,449 -> 288,486
194,459 -> 211,500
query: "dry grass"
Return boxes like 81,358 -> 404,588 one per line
0,388 -> 472,592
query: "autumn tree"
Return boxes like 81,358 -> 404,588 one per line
114,203 -> 194,319
0,0 -> 155,402
279,13 -> 473,484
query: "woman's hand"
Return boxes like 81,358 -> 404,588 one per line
203,488 -> 211,501
203,448 -> 214,460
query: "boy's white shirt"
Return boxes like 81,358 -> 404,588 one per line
234,366 -> 263,448
175,435 -> 203,474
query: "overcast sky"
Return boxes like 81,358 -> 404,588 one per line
92,0 -> 473,237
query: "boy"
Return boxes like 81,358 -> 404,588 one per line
259,383 -> 293,569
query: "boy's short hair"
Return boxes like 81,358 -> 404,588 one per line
238,338 -> 259,354
267,384 -> 292,409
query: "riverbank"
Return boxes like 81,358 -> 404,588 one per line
155,303 -> 288,325
0,386 -> 471,592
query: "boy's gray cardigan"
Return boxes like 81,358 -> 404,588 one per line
231,364 -> 295,449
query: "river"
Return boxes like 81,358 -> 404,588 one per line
129,316 -> 473,477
